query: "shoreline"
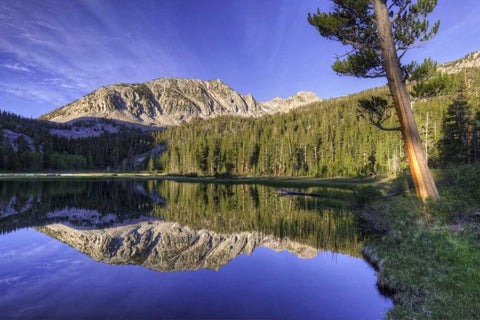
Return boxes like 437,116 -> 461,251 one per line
357,187 -> 480,319
0,172 -> 390,189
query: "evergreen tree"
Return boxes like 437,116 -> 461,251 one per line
308,0 -> 440,201
410,58 -> 456,99
440,98 -> 473,165
147,156 -> 155,172
473,110 -> 480,163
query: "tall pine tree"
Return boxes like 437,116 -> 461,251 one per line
308,0 -> 440,201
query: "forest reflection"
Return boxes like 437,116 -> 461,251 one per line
0,180 -> 366,257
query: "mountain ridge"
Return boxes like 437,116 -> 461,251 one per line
40,78 -> 321,127
438,51 -> 480,74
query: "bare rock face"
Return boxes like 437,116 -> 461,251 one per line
40,78 -> 321,127
261,91 -> 321,113
39,220 -> 319,272
438,51 -> 480,74
1,129 -> 37,152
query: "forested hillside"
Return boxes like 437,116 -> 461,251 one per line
152,67 -> 480,177
0,112 -> 154,171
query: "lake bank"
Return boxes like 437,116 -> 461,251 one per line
0,172 -> 392,189
359,166 -> 480,319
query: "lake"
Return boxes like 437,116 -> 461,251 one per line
0,180 -> 392,319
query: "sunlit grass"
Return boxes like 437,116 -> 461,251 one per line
362,164 -> 480,319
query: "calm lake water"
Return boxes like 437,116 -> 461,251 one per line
0,180 -> 392,319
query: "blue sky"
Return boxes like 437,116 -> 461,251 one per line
1,0 -> 479,118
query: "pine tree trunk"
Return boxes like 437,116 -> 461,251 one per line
373,0 -> 439,202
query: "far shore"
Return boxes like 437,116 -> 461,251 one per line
0,172 -> 392,189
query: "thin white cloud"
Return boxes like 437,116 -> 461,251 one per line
2,63 -> 32,72
34,20 -> 59,31
0,82 -> 68,105
42,78 -> 88,89
0,0 -> 186,110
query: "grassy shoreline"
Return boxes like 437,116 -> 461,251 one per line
362,216 -> 480,319
359,167 -> 480,319
0,172 -> 391,189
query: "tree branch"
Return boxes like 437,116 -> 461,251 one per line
372,123 -> 402,132
335,48 -> 356,59
392,0 -> 411,23
337,71 -> 386,78
363,71 -> 388,78
398,49 -> 407,60
341,38 -> 383,55
341,39 -> 369,50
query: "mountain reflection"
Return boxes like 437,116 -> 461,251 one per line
0,180 -> 366,271
0,180 -> 160,233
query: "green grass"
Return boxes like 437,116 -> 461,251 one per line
367,223 -> 480,319
362,165 -> 480,319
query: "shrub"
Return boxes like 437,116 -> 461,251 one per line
353,186 -> 382,208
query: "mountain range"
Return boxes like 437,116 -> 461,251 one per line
40,78 -> 321,127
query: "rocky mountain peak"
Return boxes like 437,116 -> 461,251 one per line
261,91 -> 321,113
438,51 -> 480,74
40,78 -> 321,127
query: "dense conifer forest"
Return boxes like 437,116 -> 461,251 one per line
153,67 -> 480,176
0,112 -> 154,171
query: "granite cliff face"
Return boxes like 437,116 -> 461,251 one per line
438,51 -> 480,74
39,220 -> 319,272
261,91 -> 321,113
40,78 -> 320,126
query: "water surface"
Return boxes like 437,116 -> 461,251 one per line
0,180 -> 392,319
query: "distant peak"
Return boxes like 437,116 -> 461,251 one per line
438,50 -> 480,74
40,77 -> 321,126
261,91 -> 321,113
294,91 -> 320,98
